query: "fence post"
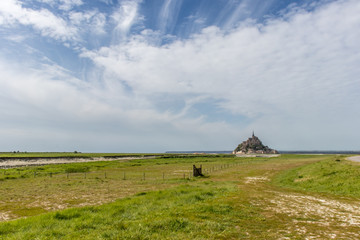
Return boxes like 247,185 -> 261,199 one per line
50,172 -> 52,178
67,173 -> 69,179
84,173 -> 87,179
34,172 -> 36,178
123,172 -> 126,180
104,172 -> 107,179
193,165 -> 203,177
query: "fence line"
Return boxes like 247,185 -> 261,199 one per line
0,161 -> 241,181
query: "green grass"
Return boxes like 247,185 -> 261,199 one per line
0,182 -> 265,239
273,155 -> 360,197
1,154 -> 360,239
0,154 -> 246,222
0,154 -> 238,181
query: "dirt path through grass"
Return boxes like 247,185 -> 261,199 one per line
240,175 -> 360,239
221,155 -> 360,239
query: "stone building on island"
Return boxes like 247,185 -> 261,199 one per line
233,132 -> 278,154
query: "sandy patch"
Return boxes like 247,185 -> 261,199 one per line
0,212 -> 12,221
263,191 -> 360,239
244,176 -> 270,184
0,156 -> 156,169
267,193 -> 360,226
347,156 -> 360,162
236,154 -> 280,158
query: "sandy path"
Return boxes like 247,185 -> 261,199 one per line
0,156 -> 156,169
244,175 -> 360,239
347,156 -> 360,162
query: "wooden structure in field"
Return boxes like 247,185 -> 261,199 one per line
193,165 -> 203,177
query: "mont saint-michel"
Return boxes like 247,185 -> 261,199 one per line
233,132 -> 279,154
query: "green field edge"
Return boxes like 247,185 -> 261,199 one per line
271,154 -> 360,198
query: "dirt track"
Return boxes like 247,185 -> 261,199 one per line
243,175 -> 360,239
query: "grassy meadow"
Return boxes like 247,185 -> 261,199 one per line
0,153 -> 360,239
273,155 -> 360,198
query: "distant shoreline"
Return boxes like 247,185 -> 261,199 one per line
278,151 -> 360,154
166,150 -> 360,154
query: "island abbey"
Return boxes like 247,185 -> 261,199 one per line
233,132 -> 278,154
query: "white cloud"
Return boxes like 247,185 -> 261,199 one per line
111,0 -> 141,41
0,53 -> 238,151
3,34 -> 27,42
0,0 -> 78,41
59,0 -> 83,11
69,10 -> 106,35
81,0 -> 360,150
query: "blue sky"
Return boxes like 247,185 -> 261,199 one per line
0,0 -> 359,152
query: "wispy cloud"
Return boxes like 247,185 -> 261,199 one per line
59,0 -> 83,11
157,0 -> 183,34
69,10 -> 106,36
0,0 -> 78,41
111,0 -> 142,42
215,0 -> 249,30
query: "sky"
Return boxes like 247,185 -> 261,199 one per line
0,0 -> 359,152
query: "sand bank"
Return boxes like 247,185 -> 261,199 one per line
0,156 -> 155,169
347,156 -> 360,162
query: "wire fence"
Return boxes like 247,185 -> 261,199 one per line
0,162 -> 243,182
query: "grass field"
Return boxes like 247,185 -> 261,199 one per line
0,154 -> 359,239
273,155 -> 360,197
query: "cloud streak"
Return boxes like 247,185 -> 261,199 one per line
111,0 -> 142,42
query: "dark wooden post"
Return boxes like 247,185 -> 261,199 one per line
193,165 -> 204,177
